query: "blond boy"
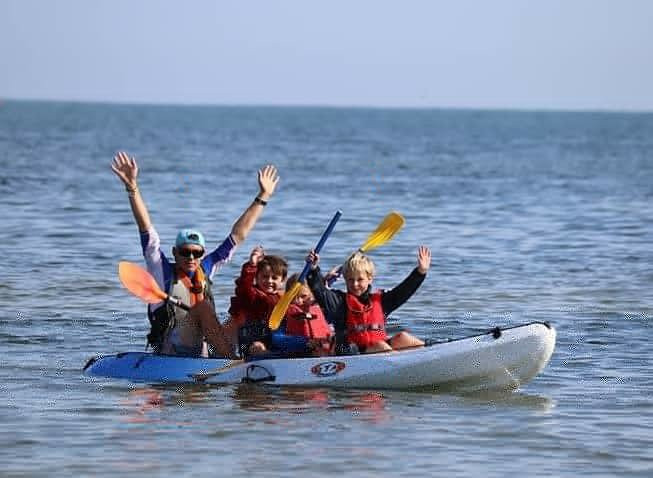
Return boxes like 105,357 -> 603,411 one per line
306,246 -> 431,354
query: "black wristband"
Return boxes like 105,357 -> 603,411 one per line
254,196 -> 268,206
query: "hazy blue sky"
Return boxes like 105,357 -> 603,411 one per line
1,0 -> 652,111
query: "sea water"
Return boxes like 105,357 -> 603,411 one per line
0,101 -> 651,477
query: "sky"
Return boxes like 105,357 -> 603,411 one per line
1,0 -> 652,111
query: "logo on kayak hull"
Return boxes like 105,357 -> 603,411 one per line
311,361 -> 346,377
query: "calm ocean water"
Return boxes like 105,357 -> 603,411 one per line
0,100 -> 651,477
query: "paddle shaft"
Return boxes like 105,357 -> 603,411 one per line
267,210 -> 342,330
325,211 -> 404,286
192,359 -> 244,381
119,261 -> 192,310
298,210 -> 342,283
167,296 -> 191,311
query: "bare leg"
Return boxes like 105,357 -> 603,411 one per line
310,339 -> 333,357
389,331 -> 424,350
363,340 -> 393,354
189,301 -> 237,359
221,315 -> 243,349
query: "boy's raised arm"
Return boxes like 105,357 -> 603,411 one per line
382,246 -> 431,315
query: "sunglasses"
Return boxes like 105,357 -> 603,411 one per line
178,248 -> 204,259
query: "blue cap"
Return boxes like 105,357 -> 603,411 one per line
175,229 -> 206,249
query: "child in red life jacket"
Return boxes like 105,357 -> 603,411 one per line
305,246 -> 431,354
231,246 -> 288,356
281,273 -> 334,356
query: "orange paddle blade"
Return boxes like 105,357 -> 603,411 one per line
268,281 -> 302,331
118,261 -> 168,304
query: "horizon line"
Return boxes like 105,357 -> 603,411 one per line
1,95 -> 652,116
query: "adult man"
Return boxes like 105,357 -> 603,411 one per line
111,151 -> 279,359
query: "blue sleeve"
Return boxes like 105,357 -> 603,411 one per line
270,322 -> 309,353
202,234 -> 237,279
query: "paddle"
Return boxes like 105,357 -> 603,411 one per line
118,261 -> 190,311
119,260 -> 239,359
326,211 -> 405,286
191,359 -> 244,382
268,210 -> 343,330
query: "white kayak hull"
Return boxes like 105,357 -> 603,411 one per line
84,322 -> 555,392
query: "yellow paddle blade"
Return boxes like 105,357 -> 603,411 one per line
359,211 -> 405,253
268,281 -> 302,330
118,261 -> 168,304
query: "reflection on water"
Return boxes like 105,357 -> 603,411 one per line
231,385 -> 390,423
3,102 -> 652,477
120,388 -> 164,423
116,383 -> 394,425
117,382 -> 554,430
231,384 -> 331,412
119,384 -> 555,423
119,384 -> 214,424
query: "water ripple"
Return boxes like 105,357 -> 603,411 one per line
1,102 -> 652,477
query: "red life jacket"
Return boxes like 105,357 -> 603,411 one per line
285,303 -> 332,339
345,292 -> 387,348
243,292 -> 279,325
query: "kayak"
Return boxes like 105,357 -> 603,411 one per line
83,322 -> 555,392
